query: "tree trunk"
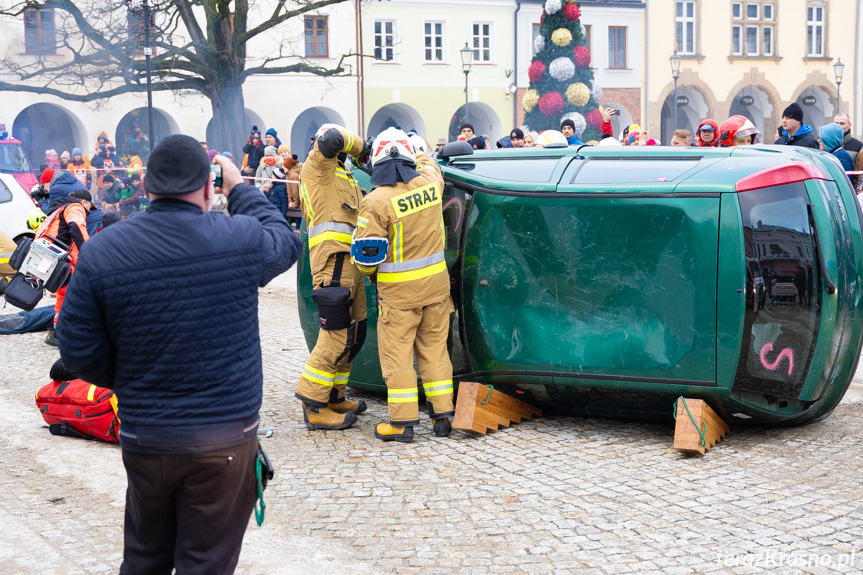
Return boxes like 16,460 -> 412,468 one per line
208,81 -> 246,165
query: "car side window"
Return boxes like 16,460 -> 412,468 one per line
0,178 -> 12,204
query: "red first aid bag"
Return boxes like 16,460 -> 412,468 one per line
35,379 -> 120,443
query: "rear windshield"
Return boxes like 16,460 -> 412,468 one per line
0,144 -> 31,174
572,157 -> 701,184
733,182 -> 820,398
449,157 -> 562,182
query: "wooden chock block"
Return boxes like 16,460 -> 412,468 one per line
452,382 -> 542,435
673,397 -> 730,454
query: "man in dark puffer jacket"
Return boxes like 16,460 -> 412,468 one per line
57,135 -> 301,575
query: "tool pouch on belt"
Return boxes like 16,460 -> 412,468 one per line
312,253 -> 352,330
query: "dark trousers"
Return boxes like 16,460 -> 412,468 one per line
268,183 -> 289,217
119,437 -> 258,575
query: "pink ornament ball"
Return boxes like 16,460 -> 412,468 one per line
528,61 -> 547,84
563,5 -> 580,21
574,45 -> 591,68
538,92 -> 565,117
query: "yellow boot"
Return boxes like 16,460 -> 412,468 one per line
302,403 -> 357,431
374,423 -> 414,443
328,389 -> 367,414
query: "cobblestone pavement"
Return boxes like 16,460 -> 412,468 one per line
1,271 -> 862,575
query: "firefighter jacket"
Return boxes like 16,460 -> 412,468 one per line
353,152 -> 449,310
37,198 -> 90,266
299,126 -> 365,278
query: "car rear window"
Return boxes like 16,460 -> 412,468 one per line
449,157 -> 563,182
572,157 -> 701,184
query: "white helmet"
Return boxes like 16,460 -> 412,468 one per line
407,133 -> 428,154
535,130 -> 568,146
314,123 -> 341,140
371,127 -> 416,167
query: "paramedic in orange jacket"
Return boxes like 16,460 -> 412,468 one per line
294,124 -> 370,430
351,128 -> 454,442
36,189 -> 94,343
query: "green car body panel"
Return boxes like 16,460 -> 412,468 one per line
297,146 -> 863,425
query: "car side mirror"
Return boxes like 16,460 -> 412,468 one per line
439,140 -> 474,160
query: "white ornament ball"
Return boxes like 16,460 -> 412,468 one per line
562,111 -> 587,135
590,82 -> 603,102
549,57 -> 575,82
545,0 -> 563,14
534,35 -> 546,53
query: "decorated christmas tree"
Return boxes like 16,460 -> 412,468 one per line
523,1 -> 602,142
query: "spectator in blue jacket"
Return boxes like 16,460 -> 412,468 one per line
818,123 -> 855,171
560,119 -> 585,146
40,170 -> 103,234
57,135 -> 301,575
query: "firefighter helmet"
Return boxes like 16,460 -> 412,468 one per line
718,115 -> 761,147
371,127 -> 416,167
27,208 -> 47,231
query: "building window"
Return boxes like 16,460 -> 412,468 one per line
608,26 -> 626,69
583,24 -> 591,53
532,23 -> 541,55
304,16 -> 328,58
807,5 -> 825,57
24,8 -> 55,55
374,19 -> 395,61
424,21 -> 444,62
732,1 -> 774,57
675,1 -> 696,55
472,23 -> 492,62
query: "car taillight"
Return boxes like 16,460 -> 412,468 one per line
735,162 -> 828,193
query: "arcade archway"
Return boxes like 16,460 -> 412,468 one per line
660,86 -> 709,145
795,87 -> 835,131
12,103 -> 86,171
728,87 -> 775,144
367,104 -> 426,140
448,102 -> 502,144
290,107 -> 346,162
114,107 -> 179,162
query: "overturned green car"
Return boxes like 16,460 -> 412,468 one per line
298,145 -> 863,425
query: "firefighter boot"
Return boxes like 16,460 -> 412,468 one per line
432,417 -> 452,437
374,423 -> 414,443
328,388 -> 368,415
302,403 -> 357,431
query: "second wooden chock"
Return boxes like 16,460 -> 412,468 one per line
672,397 -> 730,454
452,382 -> 542,434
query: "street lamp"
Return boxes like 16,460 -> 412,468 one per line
670,51 -> 682,133
834,58 -> 845,114
125,0 -> 156,154
460,42 -> 473,123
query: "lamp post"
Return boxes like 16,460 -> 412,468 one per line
124,0 -> 156,154
460,42 -> 473,123
670,51 -> 682,133
833,58 -> 845,114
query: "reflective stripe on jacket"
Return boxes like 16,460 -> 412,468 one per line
353,152 -> 449,309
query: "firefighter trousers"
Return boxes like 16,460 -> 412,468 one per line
295,253 -> 367,407
377,297 -> 455,426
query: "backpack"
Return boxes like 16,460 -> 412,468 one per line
35,378 -> 120,443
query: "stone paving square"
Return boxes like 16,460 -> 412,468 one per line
0,271 -> 861,574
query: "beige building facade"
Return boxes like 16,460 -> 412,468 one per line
646,0 -> 862,144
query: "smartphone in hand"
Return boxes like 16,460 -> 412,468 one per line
210,164 -> 222,188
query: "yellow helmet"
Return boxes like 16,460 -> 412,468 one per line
27,208 -> 47,231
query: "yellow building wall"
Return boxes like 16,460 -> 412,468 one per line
645,0 -> 858,140
361,1 -> 516,143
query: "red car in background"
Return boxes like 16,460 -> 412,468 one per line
0,124 -> 38,192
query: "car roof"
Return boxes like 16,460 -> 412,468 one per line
440,144 -> 838,193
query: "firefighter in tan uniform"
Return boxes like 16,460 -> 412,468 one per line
352,128 -> 454,442
295,124 -> 371,430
